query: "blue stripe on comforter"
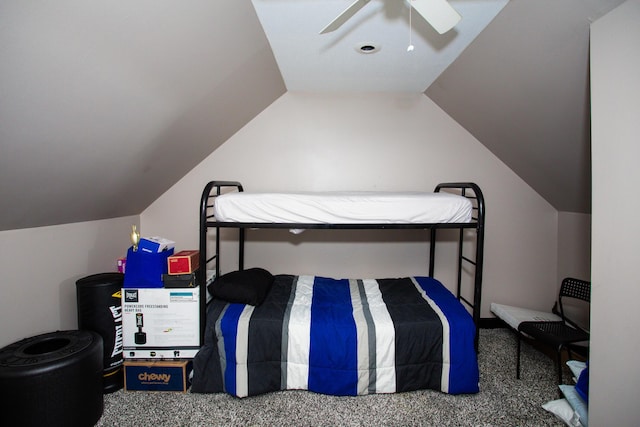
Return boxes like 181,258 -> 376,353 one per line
308,277 -> 358,395
219,303 -> 245,396
414,277 -> 479,394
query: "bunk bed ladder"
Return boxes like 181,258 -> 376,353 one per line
198,180 -> 244,343
433,183 -> 485,351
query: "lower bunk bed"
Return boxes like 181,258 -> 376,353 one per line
192,181 -> 485,397
191,273 -> 479,397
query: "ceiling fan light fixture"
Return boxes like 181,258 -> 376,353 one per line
319,0 -> 461,35
409,0 -> 461,34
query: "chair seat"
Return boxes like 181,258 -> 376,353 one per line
518,321 -> 589,349
490,303 -> 562,330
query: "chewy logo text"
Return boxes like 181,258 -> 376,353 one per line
138,372 -> 171,383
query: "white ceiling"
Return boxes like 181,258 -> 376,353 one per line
252,0 -> 508,92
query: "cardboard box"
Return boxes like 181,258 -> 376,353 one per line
124,360 -> 192,392
163,271 -> 197,288
138,237 -> 176,254
122,288 -> 200,359
167,250 -> 199,275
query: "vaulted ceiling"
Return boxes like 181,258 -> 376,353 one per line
0,0 -> 624,231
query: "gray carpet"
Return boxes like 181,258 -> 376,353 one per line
97,328 -> 564,426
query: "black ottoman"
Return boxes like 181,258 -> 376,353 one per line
0,330 -> 104,427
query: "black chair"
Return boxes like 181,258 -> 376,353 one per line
516,277 -> 590,384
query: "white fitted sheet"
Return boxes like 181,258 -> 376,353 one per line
213,191 -> 473,224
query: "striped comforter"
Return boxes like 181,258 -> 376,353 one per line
191,275 -> 479,397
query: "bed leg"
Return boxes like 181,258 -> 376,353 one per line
429,228 -> 436,277
516,332 -> 522,379
239,228 -> 245,270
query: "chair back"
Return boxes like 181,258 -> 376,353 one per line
558,277 -> 590,330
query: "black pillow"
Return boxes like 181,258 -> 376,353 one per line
208,268 -> 274,306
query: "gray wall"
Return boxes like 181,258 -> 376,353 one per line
590,0 -> 640,424
0,92 -> 590,354
0,216 -> 136,346
142,92 -> 564,319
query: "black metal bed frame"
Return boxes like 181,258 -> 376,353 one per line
197,181 -> 485,349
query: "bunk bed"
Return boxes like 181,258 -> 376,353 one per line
192,181 -> 485,398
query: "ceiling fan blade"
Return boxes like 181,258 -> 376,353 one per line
408,0 -> 461,34
320,0 -> 371,34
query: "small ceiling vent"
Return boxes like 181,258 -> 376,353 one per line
356,43 -> 380,54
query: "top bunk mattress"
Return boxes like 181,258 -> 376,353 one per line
213,191 -> 473,224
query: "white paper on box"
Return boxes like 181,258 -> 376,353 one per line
138,236 -> 176,253
122,288 -> 199,358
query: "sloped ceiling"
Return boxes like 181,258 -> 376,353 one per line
0,0 -> 625,231
0,1 -> 286,231
427,0 -> 625,213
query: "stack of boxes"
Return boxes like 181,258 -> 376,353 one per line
120,237 -> 200,392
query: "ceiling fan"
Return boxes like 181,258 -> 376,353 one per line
320,0 -> 461,35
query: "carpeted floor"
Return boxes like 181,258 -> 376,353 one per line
97,328 -> 565,426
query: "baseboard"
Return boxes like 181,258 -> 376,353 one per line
479,317 -> 507,329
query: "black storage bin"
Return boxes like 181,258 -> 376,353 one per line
76,272 -> 124,393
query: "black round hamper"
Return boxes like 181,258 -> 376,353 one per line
76,272 -> 124,393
